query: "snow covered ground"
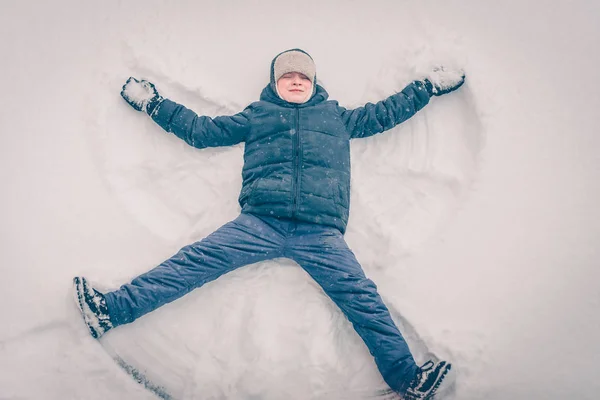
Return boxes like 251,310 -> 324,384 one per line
1,0 -> 599,399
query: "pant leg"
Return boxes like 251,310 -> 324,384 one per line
285,223 -> 418,394
105,213 -> 285,327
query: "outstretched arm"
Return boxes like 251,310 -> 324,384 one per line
121,77 -> 250,148
342,67 -> 465,139
341,80 -> 430,139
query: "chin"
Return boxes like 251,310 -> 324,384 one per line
288,94 -> 308,103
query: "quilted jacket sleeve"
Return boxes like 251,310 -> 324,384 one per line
340,80 -> 430,139
150,99 -> 251,148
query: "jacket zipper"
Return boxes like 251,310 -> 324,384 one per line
292,106 -> 301,217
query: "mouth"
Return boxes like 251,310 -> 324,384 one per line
289,89 -> 303,93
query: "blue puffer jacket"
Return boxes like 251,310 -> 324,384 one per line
150,78 -> 430,233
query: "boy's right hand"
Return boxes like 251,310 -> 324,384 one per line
121,77 -> 163,114
422,66 -> 465,96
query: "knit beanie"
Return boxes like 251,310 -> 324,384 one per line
270,49 -> 317,101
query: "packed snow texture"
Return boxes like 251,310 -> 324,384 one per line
1,1 -> 599,399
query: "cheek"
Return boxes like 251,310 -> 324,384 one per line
277,79 -> 288,92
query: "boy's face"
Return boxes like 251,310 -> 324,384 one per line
276,72 -> 313,103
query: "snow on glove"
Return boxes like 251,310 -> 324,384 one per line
422,66 -> 465,96
120,77 -> 163,115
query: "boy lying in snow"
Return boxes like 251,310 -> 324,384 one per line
74,49 -> 464,399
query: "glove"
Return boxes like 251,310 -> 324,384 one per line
422,66 -> 465,96
120,77 -> 163,114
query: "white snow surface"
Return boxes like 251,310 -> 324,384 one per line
1,0 -> 599,399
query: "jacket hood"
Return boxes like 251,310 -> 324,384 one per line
260,83 -> 329,108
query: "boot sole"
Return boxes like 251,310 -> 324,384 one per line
423,362 -> 452,399
73,277 -> 102,339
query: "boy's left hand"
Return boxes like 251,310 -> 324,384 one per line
422,67 -> 465,96
121,77 -> 163,114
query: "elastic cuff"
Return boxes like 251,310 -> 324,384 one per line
103,291 -> 124,328
146,96 -> 164,116
421,79 -> 435,96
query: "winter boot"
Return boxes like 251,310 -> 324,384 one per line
73,277 -> 113,339
404,360 -> 452,400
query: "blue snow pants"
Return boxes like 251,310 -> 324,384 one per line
104,213 -> 418,393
